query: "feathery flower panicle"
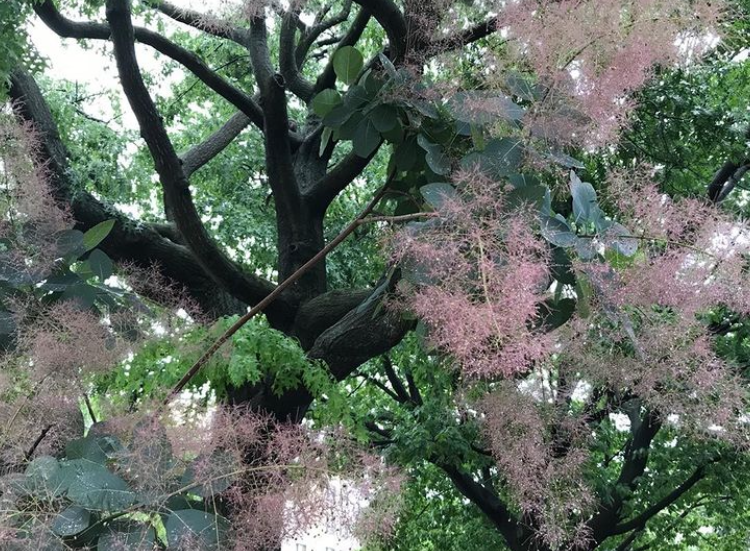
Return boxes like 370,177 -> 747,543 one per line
392,172 -> 552,378
497,0 -> 724,145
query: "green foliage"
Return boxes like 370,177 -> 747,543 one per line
3,427 -> 231,550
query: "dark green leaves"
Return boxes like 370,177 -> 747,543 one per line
353,119 -> 381,158
417,135 -> 450,175
62,460 -> 136,511
447,91 -> 525,125
97,521 -> 155,551
461,138 -> 523,178
420,183 -> 456,210
88,249 -> 113,281
570,171 -> 601,224
540,215 -> 578,247
333,46 -> 364,85
51,505 -> 90,537
311,89 -> 342,118
166,509 -> 230,550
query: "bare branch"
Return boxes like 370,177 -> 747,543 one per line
280,11 -> 316,101
147,0 -> 250,45
33,0 -> 277,140
295,0 -> 353,65
180,111 -> 252,177
611,459 -> 718,536
105,0 -> 278,311
313,8 -> 372,94
351,0 -> 407,60
428,16 -> 499,56
306,145 -> 381,209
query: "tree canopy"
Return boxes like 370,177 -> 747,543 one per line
1,0 -> 750,550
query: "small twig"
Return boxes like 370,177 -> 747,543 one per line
24,425 -> 53,461
83,393 -> 98,425
357,212 -> 438,225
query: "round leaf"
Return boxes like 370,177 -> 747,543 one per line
166,509 -> 229,550
311,89 -> 341,118
52,505 -> 91,537
333,46 -> 364,85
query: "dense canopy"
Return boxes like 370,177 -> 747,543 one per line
1,0 -> 750,550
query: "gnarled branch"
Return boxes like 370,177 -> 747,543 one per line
180,111 -> 252,178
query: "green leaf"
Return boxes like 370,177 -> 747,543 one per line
319,127 -> 333,157
88,249 -> 113,281
394,138 -> 419,171
570,171 -> 600,224
576,276 -> 592,318
538,298 -> 576,331
51,505 -> 90,537
601,221 -> 638,257
322,104 -> 356,128
461,138 -> 522,178
83,220 -> 115,252
344,84 -> 370,109
63,459 -> 137,511
97,521 -> 156,551
353,119 -> 381,158
371,105 -> 399,132
56,229 -> 86,258
311,89 -> 342,118
25,455 -> 60,493
166,510 -> 229,550
420,183 -> 456,210
540,215 -> 577,247
181,450 -> 237,498
61,283 -> 98,310
333,46 -> 364,85
417,135 -> 450,175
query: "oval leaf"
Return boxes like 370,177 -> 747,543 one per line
333,46 -> 364,85
420,183 -> 456,210
166,510 -> 229,550
52,505 -> 90,537
353,119 -> 381,158
540,215 -> 577,247
83,220 -> 116,252
88,249 -> 113,281
311,89 -> 341,118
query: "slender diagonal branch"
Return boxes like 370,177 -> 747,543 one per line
147,0 -> 250,45
105,0 -> 277,311
611,459 -> 717,536
167,178 -> 393,400
180,111 -> 252,178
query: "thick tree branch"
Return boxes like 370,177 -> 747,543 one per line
33,0 -> 275,139
295,0 -> 353,66
147,0 -> 250,45
105,0 -> 282,314
280,11 -> 315,101
179,111 -> 252,178
313,8 -> 372,95
708,159 -> 749,203
8,68 -> 259,320
610,460 -> 715,536
306,146 -> 380,209
351,0 -> 407,60
588,406 -> 662,544
438,463 -> 523,551
248,18 -> 301,218
428,16 -> 498,56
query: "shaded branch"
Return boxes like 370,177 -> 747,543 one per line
306,146 -> 381,209
33,0 -> 276,140
105,0 -> 279,312
8,69 -> 256,320
147,0 -> 250,45
313,8 -> 372,95
611,459 -> 717,536
351,0 -> 407,60
382,355 -> 412,403
295,0 -> 353,65
280,11 -> 315,101
428,16 -> 498,56
180,111 -> 252,178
